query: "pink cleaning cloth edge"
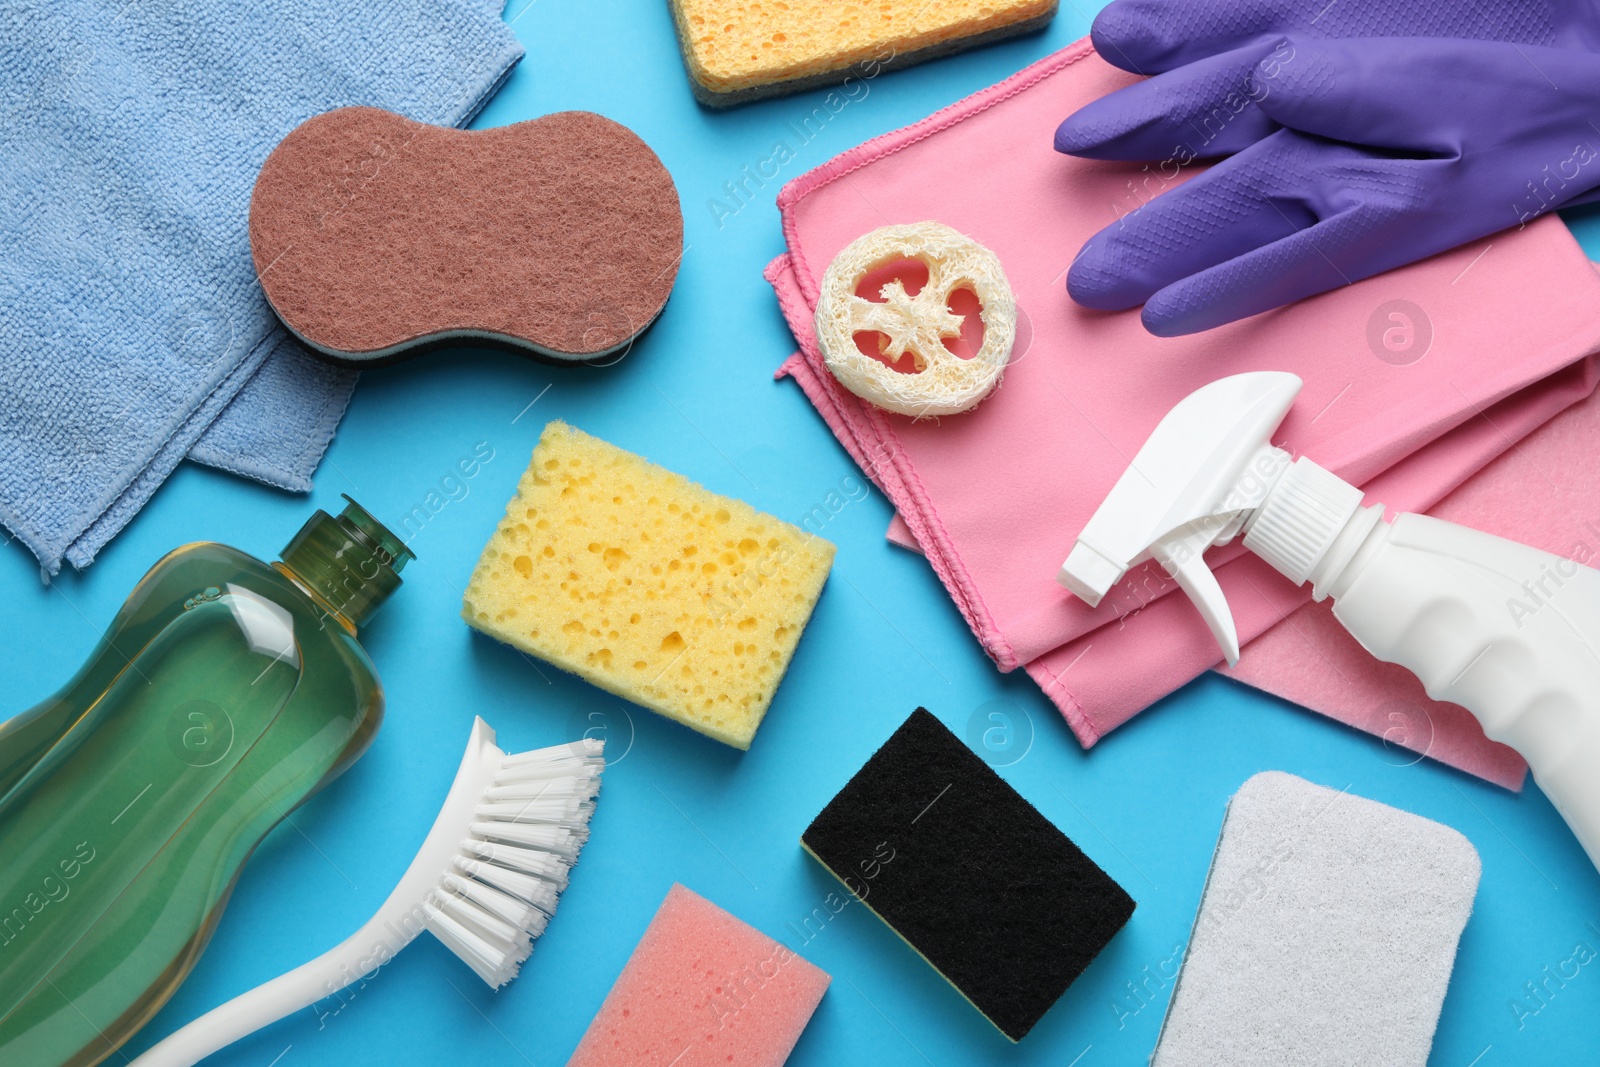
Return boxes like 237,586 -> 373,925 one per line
892,497 -> 1523,789
891,505 -> 1527,788
887,512 -> 918,552
768,38 -> 1600,787
566,884 -> 830,1067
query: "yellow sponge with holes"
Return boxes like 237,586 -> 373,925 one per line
667,0 -> 1058,106
463,422 -> 836,749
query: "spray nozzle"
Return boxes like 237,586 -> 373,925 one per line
1056,372 -> 1305,665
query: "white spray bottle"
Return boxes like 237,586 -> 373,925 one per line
1059,371 -> 1600,871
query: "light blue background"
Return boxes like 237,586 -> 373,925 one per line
5,1 -> 1600,1064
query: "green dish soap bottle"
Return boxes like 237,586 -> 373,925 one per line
0,497 -> 413,1067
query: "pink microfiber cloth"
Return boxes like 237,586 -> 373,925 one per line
767,38 -> 1600,785
567,884 -> 830,1067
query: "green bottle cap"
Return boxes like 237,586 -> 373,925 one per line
278,495 -> 416,629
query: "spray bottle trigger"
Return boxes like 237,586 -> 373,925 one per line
1150,530 -> 1240,666
1058,541 -> 1126,608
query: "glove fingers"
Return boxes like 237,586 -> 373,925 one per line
1252,38 -> 1454,148
1091,0 -> 1294,73
1139,209 -> 1382,335
1254,37 -> 1600,152
1092,0 -> 1560,77
1056,45 -> 1281,160
1068,132 -> 1328,310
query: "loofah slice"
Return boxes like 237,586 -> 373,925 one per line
250,108 -> 683,366
814,222 -> 1016,418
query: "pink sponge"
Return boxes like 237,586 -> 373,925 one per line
568,884 -> 830,1066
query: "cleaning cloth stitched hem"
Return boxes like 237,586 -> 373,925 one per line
187,336 -> 359,492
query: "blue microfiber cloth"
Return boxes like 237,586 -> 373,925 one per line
0,0 -> 524,573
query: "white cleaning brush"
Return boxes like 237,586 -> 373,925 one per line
132,717 -> 603,1066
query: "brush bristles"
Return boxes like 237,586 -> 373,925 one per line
425,736 -> 604,987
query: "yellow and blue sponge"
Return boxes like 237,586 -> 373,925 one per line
668,0 -> 1058,107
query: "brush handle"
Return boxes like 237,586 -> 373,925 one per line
129,899 -> 425,1067
128,720 -> 600,1065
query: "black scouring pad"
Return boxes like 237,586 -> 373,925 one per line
801,707 -> 1135,1041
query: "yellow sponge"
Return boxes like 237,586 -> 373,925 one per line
463,422 -> 836,749
668,0 -> 1058,106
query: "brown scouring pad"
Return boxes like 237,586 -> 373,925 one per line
249,107 -> 683,366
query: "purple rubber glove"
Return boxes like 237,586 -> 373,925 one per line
1062,0 -> 1600,159
1066,37 -> 1600,336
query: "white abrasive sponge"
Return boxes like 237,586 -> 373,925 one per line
814,221 -> 1016,418
1152,771 -> 1480,1067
